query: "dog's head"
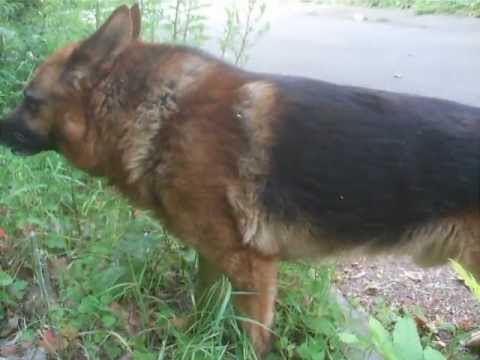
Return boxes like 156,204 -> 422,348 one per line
0,4 -> 141,171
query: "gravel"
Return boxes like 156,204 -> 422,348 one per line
335,256 -> 480,327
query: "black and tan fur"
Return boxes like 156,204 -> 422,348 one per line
1,5 -> 479,357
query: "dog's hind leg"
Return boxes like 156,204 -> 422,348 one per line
411,213 -> 480,279
455,213 -> 480,279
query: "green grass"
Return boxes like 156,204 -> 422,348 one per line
0,2 -> 348,358
0,150 -> 350,359
0,148 -> 472,359
312,0 -> 480,16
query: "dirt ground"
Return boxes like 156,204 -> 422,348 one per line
335,256 -> 480,328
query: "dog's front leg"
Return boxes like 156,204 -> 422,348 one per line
195,254 -> 223,307
218,250 -> 278,358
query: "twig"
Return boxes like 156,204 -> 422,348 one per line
70,174 -> 83,239
235,0 -> 255,65
183,0 -> 193,43
0,32 -> 4,58
95,0 -> 101,29
172,0 -> 183,41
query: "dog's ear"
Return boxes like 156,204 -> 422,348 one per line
65,5 -> 135,89
78,5 -> 133,66
130,4 -> 142,40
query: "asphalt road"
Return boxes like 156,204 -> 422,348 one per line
206,3 -> 480,107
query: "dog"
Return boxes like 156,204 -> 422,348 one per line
1,4 -> 479,357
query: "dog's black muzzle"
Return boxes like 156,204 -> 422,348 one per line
0,114 -> 56,156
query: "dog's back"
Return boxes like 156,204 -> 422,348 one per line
233,75 -> 480,272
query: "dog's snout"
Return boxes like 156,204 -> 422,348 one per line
0,113 -> 56,155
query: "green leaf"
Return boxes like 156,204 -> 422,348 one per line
91,265 -> 126,293
133,352 -> 156,360
369,317 -> 391,342
369,317 -> 398,360
297,338 -> 326,360
306,317 -> 334,336
393,317 -> 423,360
45,235 -> 66,249
101,314 -> 117,328
78,295 -> 99,314
451,260 -> 480,302
10,280 -> 28,299
0,271 -> 13,287
338,332 -> 360,344
423,347 -> 446,360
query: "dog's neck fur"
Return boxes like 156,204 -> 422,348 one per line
84,43 -> 248,210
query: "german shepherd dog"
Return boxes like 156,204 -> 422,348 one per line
1,4 -> 479,357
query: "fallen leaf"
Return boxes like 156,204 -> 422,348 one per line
0,316 -> 19,337
49,257 -> 69,280
433,340 -> 447,349
405,271 -> 423,282
0,228 -> 11,254
0,345 -> 20,357
127,303 -> 141,336
364,284 -> 379,296
350,271 -> 366,280
465,330 -> 480,351
413,313 -> 429,333
117,354 -> 132,360
60,325 -> 79,342
170,315 -> 192,330
38,328 -> 67,354
458,319 -> 475,331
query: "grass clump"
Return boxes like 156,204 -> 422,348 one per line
313,0 -> 480,16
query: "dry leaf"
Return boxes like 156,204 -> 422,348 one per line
458,319 -> 475,331
350,271 -> 366,280
49,257 -> 69,280
465,330 -> 480,351
0,345 -> 20,357
405,271 -> 423,282
38,328 -> 67,354
127,303 -> 141,336
170,315 -> 192,330
364,284 -> 379,296
117,354 -> 133,360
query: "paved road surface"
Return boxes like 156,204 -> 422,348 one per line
205,3 -> 480,107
